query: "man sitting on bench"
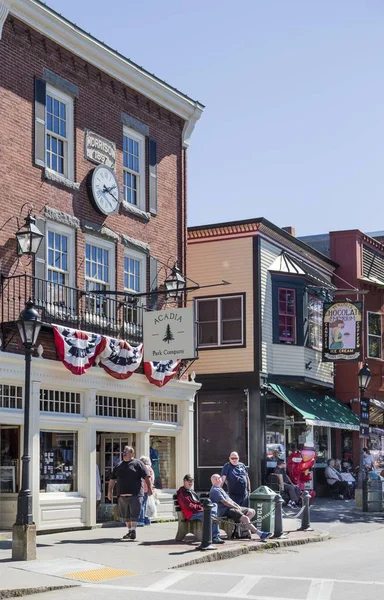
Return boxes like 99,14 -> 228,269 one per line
274,459 -> 301,508
209,474 -> 272,541
176,474 -> 225,544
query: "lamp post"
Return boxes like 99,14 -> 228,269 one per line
12,301 -> 42,561
357,363 -> 372,491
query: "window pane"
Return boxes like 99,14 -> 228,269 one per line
369,336 -> 381,358
369,313 -> 381,336
222,320 -> 242,344
198,322 -> 218,345
40,431 -> 78,493
221,297 -> 241,319
198,300 -> 217,322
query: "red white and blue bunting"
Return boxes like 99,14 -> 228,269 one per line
143,360 -> 180,388
53,326 -> 180,387
99,338 -> 143,380
53,326 -> 106,376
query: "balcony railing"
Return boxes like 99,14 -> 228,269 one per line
1,274 -> 144,343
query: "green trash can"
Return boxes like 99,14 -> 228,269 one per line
250,486 -> 276,532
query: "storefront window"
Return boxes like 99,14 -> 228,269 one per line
0,426 -> 19,493
266,417 -> 285,465
197,391 -> 248,467
150,436 -> 175,489
313,426 -> 330,465
40,431 -> 77,492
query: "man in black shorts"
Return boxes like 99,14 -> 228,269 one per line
209,474 -> 272,541
108,446 -> 153,540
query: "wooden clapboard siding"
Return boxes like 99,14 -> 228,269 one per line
259,238 -> 279,374
188,237 -> 254,374
270,346 -> 334,385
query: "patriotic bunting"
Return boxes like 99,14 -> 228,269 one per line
53,326 -> 106,376
143,360 -> 180,388
99,338 -> 143,380
53,326 -> 181,387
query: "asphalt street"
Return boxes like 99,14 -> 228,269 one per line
21,525 -> 384,600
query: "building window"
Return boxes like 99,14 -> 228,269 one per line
123,128 -> 145,209
96,396 -> 136,419
40,389 -> 81,414
85,238 -> 115,316
197,296 -> 244,347
0,385 -> 23,410
150,436 -> 176,489
308,296 -> 323,351
368,312 -> 382,359
47,230 -> 68,286
278,288 -> 296,343
40,431 -> 77,493
150,402 -> 178,423
46,86 -> 74,179
0,426 -> 20,492
124,253 -> 144,293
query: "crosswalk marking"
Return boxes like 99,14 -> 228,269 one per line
306,580 -> 334,600
228,575 -> 262,596
145,571 -> 190,591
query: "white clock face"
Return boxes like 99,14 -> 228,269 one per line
91,166 -> 120,216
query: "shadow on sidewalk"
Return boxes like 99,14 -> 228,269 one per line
55,538 -> 123,545
310,498 -> 384,525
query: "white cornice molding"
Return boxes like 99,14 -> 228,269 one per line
0,1 -> 11,39
0,351 -> 201,401
8,0 -> 204,134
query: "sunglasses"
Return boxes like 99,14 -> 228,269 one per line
230,457 -> 239,460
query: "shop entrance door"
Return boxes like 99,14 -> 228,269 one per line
100,433 -> 135,502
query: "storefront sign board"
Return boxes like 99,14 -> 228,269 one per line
322,301 -> 362,362
143,306 -> 196,361
84,129 -> 116,169
359,397 -> 370,438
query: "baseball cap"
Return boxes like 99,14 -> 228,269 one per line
183,474 -> 194,481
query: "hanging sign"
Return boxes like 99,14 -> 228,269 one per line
322,301 -> 362,362
143,306 -> 196,362
359,397 -> 370,438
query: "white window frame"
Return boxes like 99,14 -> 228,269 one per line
46,222 -> 75,289
307,295 -> 323,351
123,248 -> 146,294
197,295 -> 244,348
84,235 -> 116,292
45,84 -> 74,180
123,126 -> 146,210
367,311 -> 382,360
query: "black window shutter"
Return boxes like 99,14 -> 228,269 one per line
149,256 -> 158,309
148,138 -> 158,215
34,218 -> 46,302
34,77 -> 46,167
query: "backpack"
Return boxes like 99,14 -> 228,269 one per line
231,523 -> 252,540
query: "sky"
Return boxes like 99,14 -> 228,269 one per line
45,0 -> 384,236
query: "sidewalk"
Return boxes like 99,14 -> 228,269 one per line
0,498 -> 382,598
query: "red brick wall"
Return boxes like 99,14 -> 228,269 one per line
0,16 -> 185,287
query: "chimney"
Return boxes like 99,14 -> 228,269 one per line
282,226 -> 296,237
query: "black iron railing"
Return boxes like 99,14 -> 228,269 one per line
1,274 -> 144,343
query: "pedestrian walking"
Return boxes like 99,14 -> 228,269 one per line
221,451 -> 251,507
108,446 -> 153,540
137,455 -> 155,526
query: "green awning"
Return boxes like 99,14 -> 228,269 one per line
269,383 -> 359,430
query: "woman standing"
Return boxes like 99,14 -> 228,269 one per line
138,455 -> 155,526
221,451 -> 251,507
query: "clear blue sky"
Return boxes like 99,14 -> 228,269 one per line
45,0 -> 384,236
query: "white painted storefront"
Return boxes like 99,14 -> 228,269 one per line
0,351 -> 199,531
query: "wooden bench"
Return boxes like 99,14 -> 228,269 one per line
173,493 -> 234,542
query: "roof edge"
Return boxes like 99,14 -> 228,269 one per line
188,217 -> 338,267
4,0 -> 204,143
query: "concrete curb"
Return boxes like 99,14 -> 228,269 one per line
171,531 -> 330,569
0,585 -> 78,599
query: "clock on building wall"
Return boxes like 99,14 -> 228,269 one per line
88,165 -> 120,216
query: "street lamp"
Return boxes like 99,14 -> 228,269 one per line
357,362 -> 372,490
15,214 -> 44,256
164,265 -> 186,299
12,300 -> 42,561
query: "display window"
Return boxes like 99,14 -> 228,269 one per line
40,431 -> 77,492
150,436 -> 175,489
0,426 -> 19,493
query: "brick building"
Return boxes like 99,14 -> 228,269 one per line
0,0 -> 202,530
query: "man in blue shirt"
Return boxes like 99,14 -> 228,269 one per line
209,474 -> 272,541
221,452 -> 250,507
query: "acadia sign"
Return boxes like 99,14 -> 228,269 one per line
143,307 -> 196,361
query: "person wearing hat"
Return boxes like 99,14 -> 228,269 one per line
176,474 -> 224,544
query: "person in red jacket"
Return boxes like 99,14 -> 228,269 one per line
176,474 -> 224,544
